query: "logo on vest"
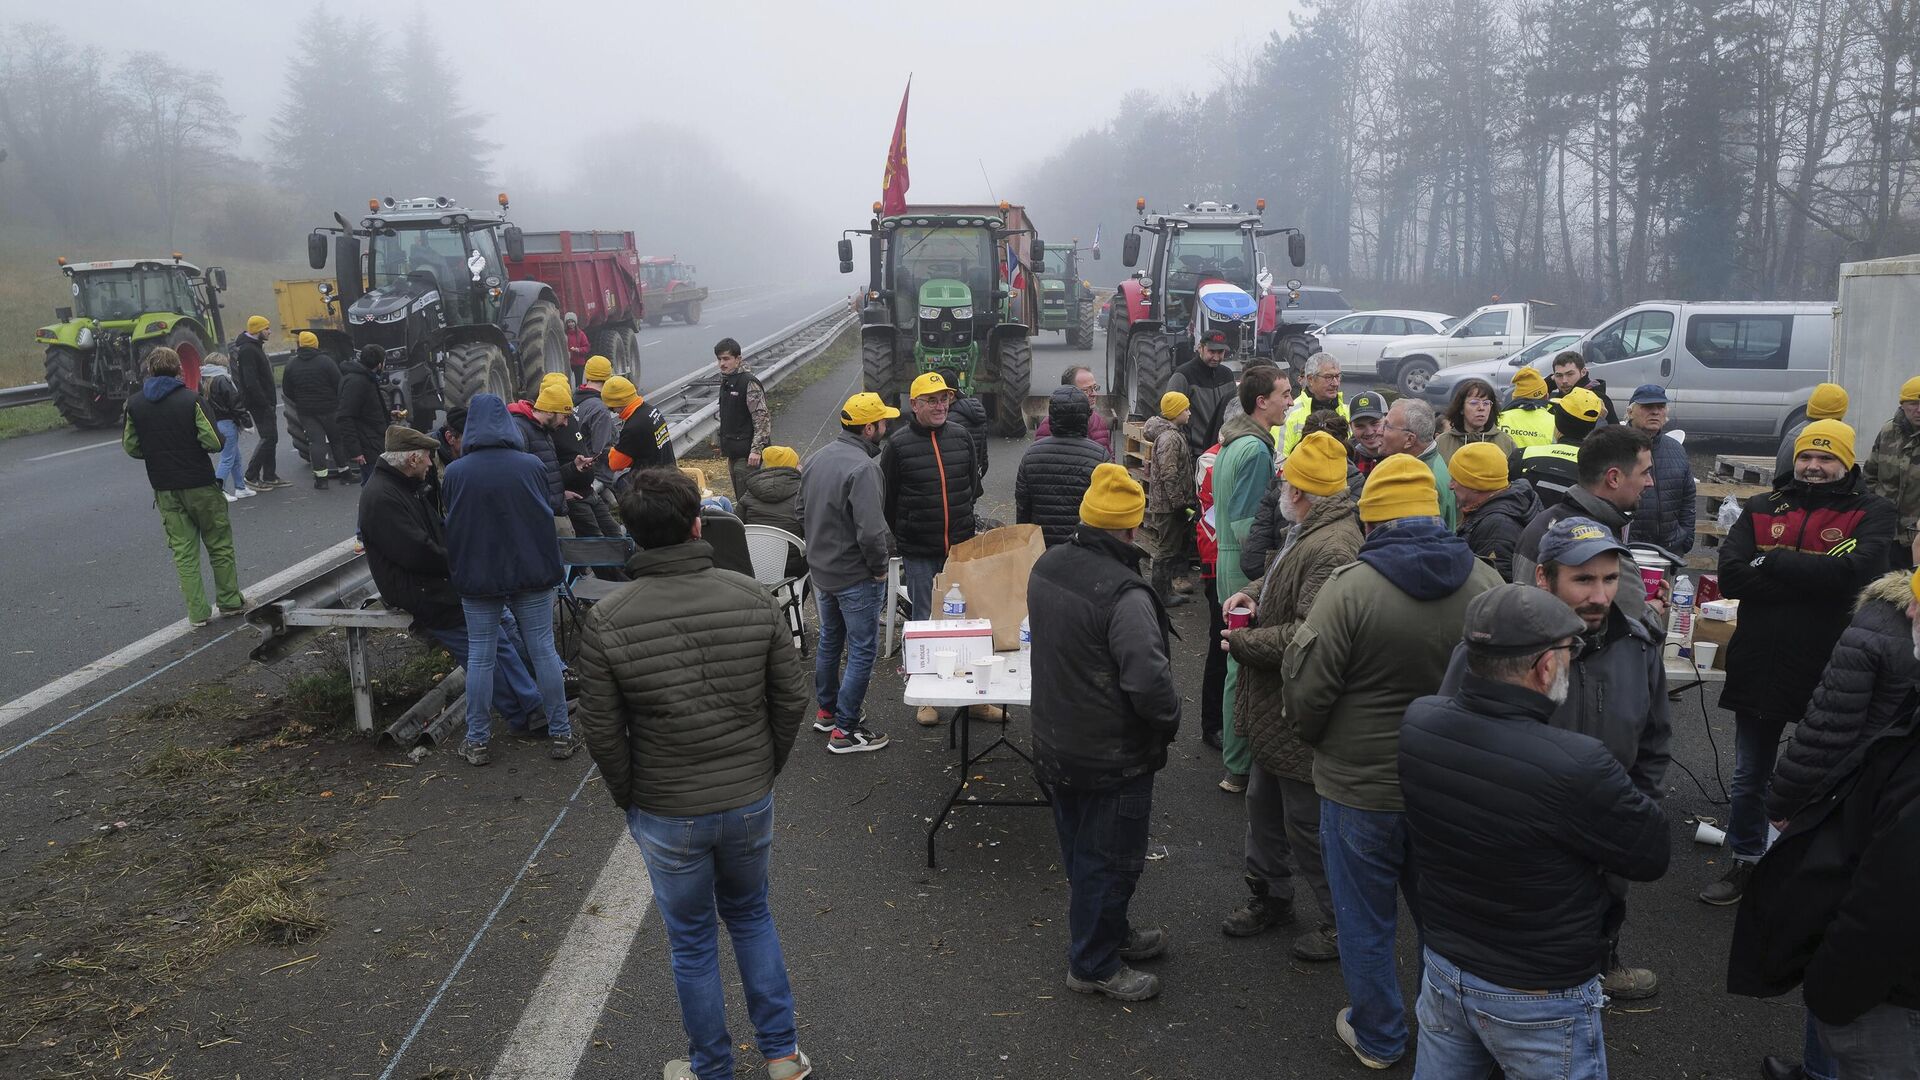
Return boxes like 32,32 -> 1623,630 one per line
1770,521 -> 1787,539
1821,527 -> 1843,543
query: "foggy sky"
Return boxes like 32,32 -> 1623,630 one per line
21,0 -> 1302,226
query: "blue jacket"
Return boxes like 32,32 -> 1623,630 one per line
1629,432 -> 1696,554
443,394 -> 563,597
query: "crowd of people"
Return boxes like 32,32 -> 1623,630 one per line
119,321 -> 1920,1079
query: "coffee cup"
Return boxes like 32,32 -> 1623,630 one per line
974,655 -> 1002,695
1225,605 -> 1253,631
933,650 -> 958,679
1694,820 -> 1727,846
1639,565 -> 1665,600
1693,641 -> 1720,669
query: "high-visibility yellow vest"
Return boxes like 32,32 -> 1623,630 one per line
1500,403 -> 1555,449
1282,394 -> 1350,455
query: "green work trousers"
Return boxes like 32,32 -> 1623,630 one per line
154,485 -> 242,622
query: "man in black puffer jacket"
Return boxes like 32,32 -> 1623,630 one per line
1402,584 -> 1668,1078
232,316 -> 283,489
1449,443 -> 1542,582
280,331 -> 344,488
335,345 -> 391,484
881,371 -> 979,619
1017,386 -> 1109,546
937,366 -> 990,481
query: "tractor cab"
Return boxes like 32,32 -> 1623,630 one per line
34,255 -> 228,428
882,216 -> 1001,371
337,196 -> 516,362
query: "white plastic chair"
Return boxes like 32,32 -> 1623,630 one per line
741,524 -> 810,651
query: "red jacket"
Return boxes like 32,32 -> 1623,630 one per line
566,327 -> 591,367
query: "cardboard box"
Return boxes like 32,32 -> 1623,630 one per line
1700,598 -> 1739,621
902,619 -> 995,675
1692,617 -> 1736,669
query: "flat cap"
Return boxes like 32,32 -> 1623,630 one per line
1463,583 -> 1587,657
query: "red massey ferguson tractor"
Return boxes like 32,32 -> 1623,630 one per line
1105,198 -> 1313,418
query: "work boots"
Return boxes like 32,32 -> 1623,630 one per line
1151,558 -> 1191,607
1222,879 -> 1297,937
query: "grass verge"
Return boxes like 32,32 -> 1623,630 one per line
0,402 -> 68,440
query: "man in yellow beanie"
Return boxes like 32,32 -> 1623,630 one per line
1777,381 -> 1849,478
280,326 -> 347,488
572,356 -> 623,531
1498,366 -> 1556,448
506,373 -> 584,527
1450,441 -> 1542,581
1028,462 -> 1181,1003
1863,380 -> 1920,565
1143,390 -> 1196,605
738,444 -> 805,539
606,376 -> 677,483
1215,429 -> 1360,960
232,314 -> 287,489
1705,416 -> 1896,909
1286,452 -> 1502,1068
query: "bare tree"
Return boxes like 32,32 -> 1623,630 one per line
117,51 -> 237,247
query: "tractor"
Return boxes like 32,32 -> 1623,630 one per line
837,202 -> 1037,437
1036,240 -> 1098,350
1106,199 -> 1312,418
34,255 -> 228,429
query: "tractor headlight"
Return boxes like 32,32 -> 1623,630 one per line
951,306 -> 973,320
919,306 -> 940,320
375,308 -> 408,324
76,327 -> 94,349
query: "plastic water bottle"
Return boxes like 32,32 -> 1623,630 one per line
942,583 -> 966,619
1019,616 -> 1031,657
1670,574 -> 1695,647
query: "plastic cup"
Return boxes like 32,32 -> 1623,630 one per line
1225,605 -> 1253,630
1639,565 -> 1665,600
1694,820 -> 1727,846
1693,641 -> 1720,669
933,650 -> 958,679
974,655 -> 1002,695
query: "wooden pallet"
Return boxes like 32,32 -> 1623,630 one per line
1713,454 -> 1777,486
1121,420 -> 1153,474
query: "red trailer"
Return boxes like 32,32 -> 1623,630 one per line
512,230 -> 646,378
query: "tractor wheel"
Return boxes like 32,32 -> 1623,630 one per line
618,327 -> 641,380
284,401 -> 312,465
1277,332 -> 1316,383
645,313 -> 664,328
861,330 -> 908,409
514,300 -> 568,399
989,334 -> 1034,438
589,324 -> 639,379
42,346 -> 121,429
1074,300 -> 1096,351
681,301 -> 702,325
442,341 -> 515,409
142,326 -> 209,390
1127,332 -> 1175,421
1105,310 -> 1130,417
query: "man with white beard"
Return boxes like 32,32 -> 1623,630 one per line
1399,584 -> 1671,1080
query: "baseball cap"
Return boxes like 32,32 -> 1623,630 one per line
1462,583 -> 1589,657
841,392 -> 901,425
1629,383 -> 1669,406
909,371 -> 953,399
1348,390 -> 1388,421
1538,515 -> 1631,567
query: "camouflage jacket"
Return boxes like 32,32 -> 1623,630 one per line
1862,412 -> 1920,544
1143,415 -> 1194,514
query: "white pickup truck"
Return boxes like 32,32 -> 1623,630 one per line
1376,301 -> 1554,396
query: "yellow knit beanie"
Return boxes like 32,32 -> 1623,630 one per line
1449,443 -> 1509,492
761,445 -> 799,469
296,330 -> 318,349
246,315 -> 271,334
534,372 -> 574,414
1510,367 -> 1549,400
1080,462 -> 1146,530
601,376 -> 638,411
1286,432 -> 1348,496
1807,382 -> 1848,420
583,355 -> 613,382
1358,453 -> 1441,523
1160,391 -> 1191,421
1794,418 -> 1856,471
1902,377 -> 1920,404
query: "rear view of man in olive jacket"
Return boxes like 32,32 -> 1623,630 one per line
576,467 -> 813,1080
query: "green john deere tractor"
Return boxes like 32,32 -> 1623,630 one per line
33,256 -> 229,429
837,208 -> 1036,437
1037,240 -> 1097,349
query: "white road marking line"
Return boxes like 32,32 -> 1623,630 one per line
0,628 -> 244,764
26,439 -> 120,462
642,340 -> 663,347
488,837 -> 654,1080
0,536 -> 359,734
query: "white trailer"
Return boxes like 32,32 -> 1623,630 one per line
1832,254 -> 1920,430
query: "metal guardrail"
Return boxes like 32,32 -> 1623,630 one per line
2,351 -> 295,412
655,299 -> 856,459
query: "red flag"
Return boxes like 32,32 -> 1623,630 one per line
880,79 -> 910,215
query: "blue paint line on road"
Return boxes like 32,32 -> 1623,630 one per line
0,627 -> 243,765
378,763 -> 598,1080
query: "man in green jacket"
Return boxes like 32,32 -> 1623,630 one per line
123,346 -> 245,626
1861,375 -> 1920,568
576,468 -> 814,1080
1284,453 -> 1502,1070
1381,397 -> 1458,529
1213,364 -> 1294,793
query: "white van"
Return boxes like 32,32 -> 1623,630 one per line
1570,301 -> 1834,440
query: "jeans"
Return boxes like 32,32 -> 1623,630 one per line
815,578 -> 884,730
155,486 -> 243,623
428,612 -> 544,728
1803,1006 -> 1839,1080
1201,577 -> 1226,742
214,419 -> 247,493
459,591 -> 568,745
1414,947 -> 1608,1080
245,409 -> 279,483
1729,710 -> 1789,861
626,793 -> 797,1080
903,554 -> 946,621
1817,1002 -> 1920,1078
1245,766 -> 1335,923
1050,772 -> 1155,981
1321,799 -> 1422,1062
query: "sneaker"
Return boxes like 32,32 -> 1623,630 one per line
1066,965 -> 1161,1001
1222,893 -> 1296,938
1218,771 -> 1248,794
548,735 -> 579,760
916,705 -> 943,727
1601,964 -> 1659,999
969,703 -> 1006,722
1202,730 -> 1223,751
827,726 -> 889,754
765,1050 -> 812,1080
266,478 -> 293,489
233,487 -> 257,499
813,708 -> 837,734
461,741 -> 492,766
1336,1007 -> 1397,1069
1291,923 -> 1340,962
1118,926 -> 1167,962
662,1061 -> 696,1080
188,614 -> 212,628
314,476 -> 329,490
222,490 -> 240,503
217,599 -> 248,617
1700,861 -> 1756,905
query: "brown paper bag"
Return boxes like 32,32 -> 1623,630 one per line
931,524 -> 1046,649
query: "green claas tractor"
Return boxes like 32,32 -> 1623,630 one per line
1037,240 -> 1097,350
33,255 -> 229,429
838,205 -> 1037,437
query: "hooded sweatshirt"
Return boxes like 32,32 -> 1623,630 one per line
122,375 -> 221,491
442,394 -> 562,598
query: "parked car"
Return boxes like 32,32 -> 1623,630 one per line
1315,309 -> 1456,375
1418,330 -> 1588,406
1275,285 -> 1353,330
1377,301 -> 1558,396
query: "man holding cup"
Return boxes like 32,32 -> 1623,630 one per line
1029,463 -> 1182,1002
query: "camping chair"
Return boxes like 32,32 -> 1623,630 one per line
701,510 -> 754,576
555,535 -> 635,662
742,524 -> 810,652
